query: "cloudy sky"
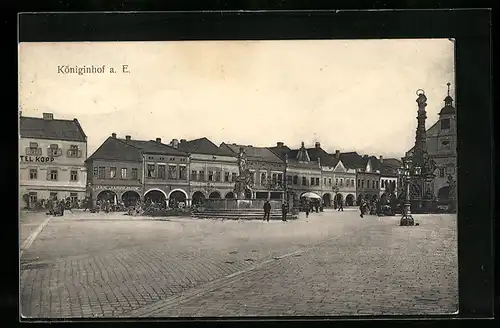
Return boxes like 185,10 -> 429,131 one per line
19,39 -> 454,159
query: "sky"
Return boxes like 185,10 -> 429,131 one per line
18,39 -> 455,159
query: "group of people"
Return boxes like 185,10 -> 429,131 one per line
46,197 -> 75,216
262,200 -> 289,222
359,198 -> 394,218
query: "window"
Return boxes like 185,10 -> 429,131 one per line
376,181 -> 379,189
272,173 -> 278,184
302,177 -> 307,186
70,170 -> 78,181
381,180 -> 385,188
50,192 -> 58,200
26,142 -> 42,156
199,170 -> 205,181
346,179 -> 349,187
315,177 -> 320,186
48,169 -> 58,180
335,178 -> 339,185
310,177 -> 314,186
439,168 -> 445,178
29,169 -> 37,180
208,171 -> 214,181
70,193 -> 78,204
357,179 -> 360,187
260,172 -> 267,185
250,172 -> 255,184
441,119 -> 450,130
179,166 -> 187,180
224,172 -> 230,182
110,167 -> 117,179
67,145 -> 81,158
293,175 -> 298,185
287,175 -> 293,185
48,144 -> 61,156
29,192 -> 37,205
214,171 -> 220,182
147,164 -> 155,178
361,180 -> 364,188
93,167 -> 98,177
131,168 -> 138,180
158,165 -> 166,179
329,178 -> 332,185
191,170 -> 198,181
168,165 -> 177,179
324,178 -> 327,185
351,179 -> 355,186
121,168 -> 127,179
340,178 -> 343,186
231,172 -> 237,182
98,166 -> 106,179
277,173 -> 283,184
441,140 -> 451,150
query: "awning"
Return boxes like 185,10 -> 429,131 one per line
300,192 -> 321,199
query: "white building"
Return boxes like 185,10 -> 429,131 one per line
19,112 -> 88,208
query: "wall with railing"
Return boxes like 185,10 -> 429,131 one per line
199,199 -> 283,210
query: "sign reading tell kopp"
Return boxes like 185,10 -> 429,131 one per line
20,156 -> 55,163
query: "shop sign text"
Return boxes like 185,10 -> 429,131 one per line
20,156 -> 55,163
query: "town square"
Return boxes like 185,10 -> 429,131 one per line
19,40 -> 457,318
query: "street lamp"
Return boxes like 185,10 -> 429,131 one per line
397,158 -> 421,226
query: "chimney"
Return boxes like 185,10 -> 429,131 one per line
171,139 -> 179,148
247,145 -> 252,147
42,113 -> 54,120
363,155 -> 368,158
335,150 -> 340,158
379,155 -> 383,163
180,139 -> 187,144
111,133 -> 117,138
125,135 -> 131,142
156,137 -> 161,143
315,142 -> 321,149
277,142 -> 284,147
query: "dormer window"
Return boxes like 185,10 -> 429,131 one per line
441,119 -> 450,130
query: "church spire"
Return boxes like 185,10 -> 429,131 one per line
444,82 -> 454,107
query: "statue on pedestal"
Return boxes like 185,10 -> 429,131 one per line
234,147 -> 252,199
447,175 -> 457,212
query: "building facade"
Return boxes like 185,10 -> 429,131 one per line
330,150 -> 357,206
405,85 -> 457,204
19,112 -> 88,208
379,156 -> 400,202
175,137 -> 239,203
85,133 -> 144,207
220,143 -> 286,200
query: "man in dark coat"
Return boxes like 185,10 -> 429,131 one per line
263,200 -> 271,222
359,199 -> 365,218
338,199 -> 344,212
281,202 -> 288,222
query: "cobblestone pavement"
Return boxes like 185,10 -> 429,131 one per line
19,210 -> 458,318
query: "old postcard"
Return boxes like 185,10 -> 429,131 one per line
19,39 -> 458,318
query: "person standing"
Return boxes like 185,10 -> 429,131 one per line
359,199 -> 365,218
338,199 -> 344,212
263,200 -> 271,222
281,202 -> 288,222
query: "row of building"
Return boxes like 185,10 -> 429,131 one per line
19,89 -> 456,208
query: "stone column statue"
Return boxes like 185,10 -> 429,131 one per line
235,147 -> 250,199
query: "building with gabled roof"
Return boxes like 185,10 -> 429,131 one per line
19,112 -> 88,208
174,137 -> 239,202
220,142 -> 286,200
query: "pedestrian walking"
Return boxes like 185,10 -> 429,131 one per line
59,200 -> 65,216
338,200 -> 344,212
359,200 -> 365,218
263,200 -> 271,222
281,202 -> 288,222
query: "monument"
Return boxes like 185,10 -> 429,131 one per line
402,89 -> 438,213
234,147 -> 253,199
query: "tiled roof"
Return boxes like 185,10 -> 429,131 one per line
380,163 -> 399,177
120,139 -> 188,156
178,137 -> 235,156
221,143 -> 285,164
20,116 -> 87,142
86,137 -> 142,162
337,152 -> 364,169
268,145 -> 292,160
306,147 -> 339,167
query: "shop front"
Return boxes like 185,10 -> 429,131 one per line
91,185 -> 143,207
